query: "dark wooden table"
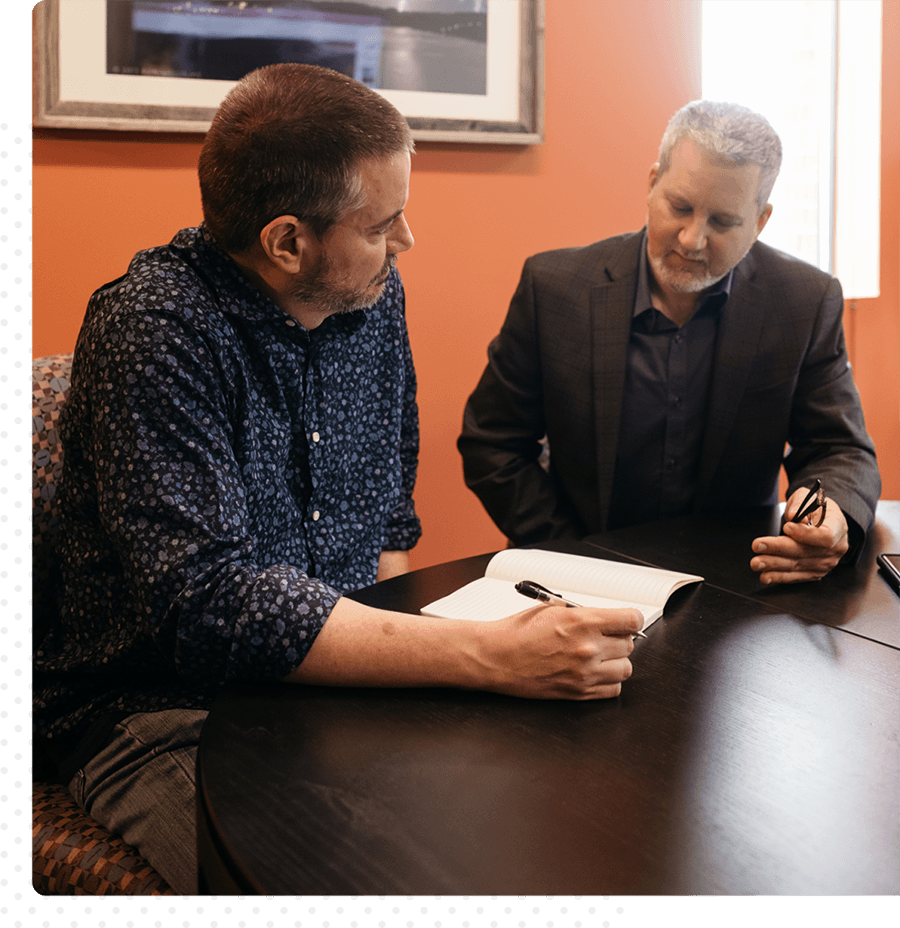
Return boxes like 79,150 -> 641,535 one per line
197,506 -> 899,895
582,500 -> 899,647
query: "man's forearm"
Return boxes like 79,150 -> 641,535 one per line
283,596 -> 641,701
283,597 -> 484,689
377,550 -> 410,581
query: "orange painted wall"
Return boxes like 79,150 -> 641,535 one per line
846,0 -> 900,506
33,0 -> 898,572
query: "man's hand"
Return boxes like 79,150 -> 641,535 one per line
472,605 -> 641,700
750,488 -> 849,584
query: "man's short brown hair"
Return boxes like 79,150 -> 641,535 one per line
199,63 -> 414,254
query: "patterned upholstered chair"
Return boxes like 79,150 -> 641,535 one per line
32,354 -> 175,895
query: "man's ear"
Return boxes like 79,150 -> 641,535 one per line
756,203 -> 773,238
258,215 -> 318,274
647,162 -> 661,194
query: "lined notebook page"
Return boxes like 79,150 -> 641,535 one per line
485,548 -> 701,608
421,549 -> 702,625
420,577 -> 664,624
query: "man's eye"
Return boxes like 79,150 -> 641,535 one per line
671,205 -> 691,215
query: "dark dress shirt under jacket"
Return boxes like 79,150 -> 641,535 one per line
34,226 -> 422,761
608,237 -> 731,529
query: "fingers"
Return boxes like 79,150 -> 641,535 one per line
561,609 -> 644,658
548,610 -> 639,693
751,539 -> 842,568
752,563 -> 835,585
751,541 -> 843,583
782,518 -> 848,555
576,606 -> 645,638
751,517 -> 848,585
509,604 -> 644,642
561,657 -> 635,701
496,606 -> 641,700
783,494 -> 848,545
537,654 -> 634,701
784,484 -> 812,523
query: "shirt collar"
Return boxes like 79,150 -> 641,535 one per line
634,228 -> 734,319
181,225 -> 282,324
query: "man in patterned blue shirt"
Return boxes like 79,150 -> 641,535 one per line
34,64 -> 642,893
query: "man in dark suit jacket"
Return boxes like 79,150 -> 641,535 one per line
459,101 -> 880,584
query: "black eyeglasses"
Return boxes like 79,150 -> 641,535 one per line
791,478 -> 827,527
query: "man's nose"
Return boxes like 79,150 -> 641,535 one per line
679,217 -> 707,252
391,214 -> 414,254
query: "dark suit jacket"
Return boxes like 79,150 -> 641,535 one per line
459,230 -> 880,547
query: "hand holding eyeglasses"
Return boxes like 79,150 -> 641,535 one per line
749,480 -> 850,585
789,478 -> 827,527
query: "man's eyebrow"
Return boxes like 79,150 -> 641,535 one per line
367,208 -> 404,231
711,210 -> 743,225
665,191 -> 691,207
665,192 -> 742,224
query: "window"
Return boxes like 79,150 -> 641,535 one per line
701,0 -> 881,297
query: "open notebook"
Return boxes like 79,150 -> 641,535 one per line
421,548 -> 703,631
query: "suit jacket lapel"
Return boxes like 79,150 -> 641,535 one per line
695,248 -> 766,505
589,233 -> 643,530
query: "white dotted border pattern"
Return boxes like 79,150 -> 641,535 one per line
2,0 -> 33,921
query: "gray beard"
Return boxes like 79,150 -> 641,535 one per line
649,253 -> 724,294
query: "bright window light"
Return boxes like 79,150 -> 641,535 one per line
701,0 -> 881,298
834,0 -> 882,299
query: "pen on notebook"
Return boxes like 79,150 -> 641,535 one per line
514,580 -> 648,638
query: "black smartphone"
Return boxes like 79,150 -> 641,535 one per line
876,553 -> 900,595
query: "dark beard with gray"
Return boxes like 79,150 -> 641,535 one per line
290,254 -> 397,315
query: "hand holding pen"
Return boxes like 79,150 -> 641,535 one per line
515,579 -> 648,638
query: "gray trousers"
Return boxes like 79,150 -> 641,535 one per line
67,708 -> 208,895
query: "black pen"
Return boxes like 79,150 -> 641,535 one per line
515,580 -> 648,638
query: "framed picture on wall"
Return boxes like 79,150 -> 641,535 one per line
33,0 -> 544,144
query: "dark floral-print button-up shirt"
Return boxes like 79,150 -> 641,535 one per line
34,226 -> 422,753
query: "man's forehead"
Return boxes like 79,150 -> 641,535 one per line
662,140 -> 762,206
341,151 -> 410,226
356,149 -> 411,180
668,138 -> 759,175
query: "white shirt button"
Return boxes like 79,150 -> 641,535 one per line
312,510 -> 320,521
312,431 -> 320,443
285,318 -> 296,327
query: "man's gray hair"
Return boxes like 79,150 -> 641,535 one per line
658,100 -> 783,211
